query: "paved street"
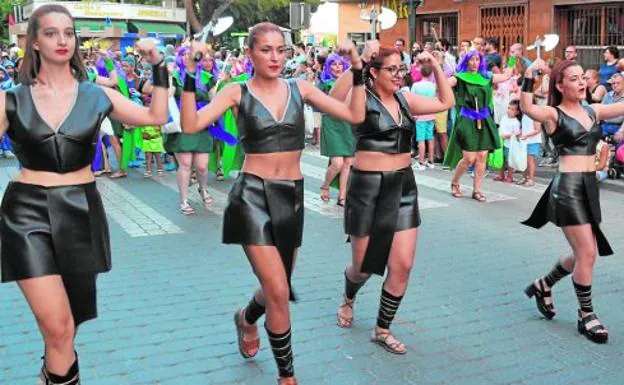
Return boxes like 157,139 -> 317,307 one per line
0,149 -> 623,385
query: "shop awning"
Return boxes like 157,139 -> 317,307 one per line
131,22 -> 186,37
75,20 -> 127,33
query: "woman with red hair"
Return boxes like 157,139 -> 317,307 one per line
521,59 -> 624,344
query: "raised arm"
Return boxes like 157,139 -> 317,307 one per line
404,52 -> 455,116
519,60 -> 557,134
591,101 -> 624,122
329,40 -> 379,102
299,42 -> 366,124
492,65 -> 514,85
104,39 -> 168,127
181,42 -> 240,134
95,70 -> 118,88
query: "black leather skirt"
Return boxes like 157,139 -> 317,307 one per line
522,172 -> 613,256
223,173 -> 304,300
345,167 -> 421,275
0,181 -> 111,325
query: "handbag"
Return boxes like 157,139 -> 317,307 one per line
508,136 -> 528,171
487,135 -> 504,170
161,96 -> 182,134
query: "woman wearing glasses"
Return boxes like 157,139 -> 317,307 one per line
443,49 -> 514,201
330,47 -> 454,354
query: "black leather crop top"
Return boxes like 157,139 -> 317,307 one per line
236,78 -> 305,154
5,82 -> 113,173
354,90 -> 414,154
551,106 -> 601,156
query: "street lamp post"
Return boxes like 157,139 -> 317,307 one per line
405,0 -> 423,47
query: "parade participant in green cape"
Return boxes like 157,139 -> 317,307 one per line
208,68 -> 248,180
167,46 -> 216,215
444,49 -> 514,202
318,53 -> 355,206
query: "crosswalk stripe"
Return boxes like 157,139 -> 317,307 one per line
299,162 -> 450,210
97,178 -> 184,237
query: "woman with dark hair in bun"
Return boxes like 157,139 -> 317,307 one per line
0,4 -> 169,384
521,58 -> 623,344
181,22 -> 367,385
330,45 -> 454,354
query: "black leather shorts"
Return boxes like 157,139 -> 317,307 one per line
344,167 -> 420,275
522,172 -> 613,256
223,173 -> 304,300
0,181 -> 111,325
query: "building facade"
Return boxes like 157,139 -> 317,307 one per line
333,0 -> 624,69
10,0 -> 187,50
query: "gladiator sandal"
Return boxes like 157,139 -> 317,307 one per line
234,310 -> 260,358
38,354 -> 80,385
577,310 -> 608,344
524,279 -> 556,320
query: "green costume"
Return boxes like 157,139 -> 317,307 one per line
141,126 -> 164,153
208,73 -> 249,178
164,69 -> 214,154
104,59 -> 143,170
443,72 -> 500,169
318,80 -> 355,157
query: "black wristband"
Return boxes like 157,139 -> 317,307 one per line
183,73 -> 196,92
352,68 -> 364,86
522,77 -> 535,93
151,62 -> 169,88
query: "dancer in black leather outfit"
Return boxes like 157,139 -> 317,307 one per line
180,23 -> 366,385
0,5 -> 168,384
521,59 -> 624,344
330,48 -> 454,354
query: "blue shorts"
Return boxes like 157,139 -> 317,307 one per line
527,143 -> 541,157
416,120 -> 434,142
503,146 -> 510,163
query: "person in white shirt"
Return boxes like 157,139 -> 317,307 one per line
518,111 -> 543,186
494,100 -> 521,182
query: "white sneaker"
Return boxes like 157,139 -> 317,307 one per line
412,162 -> 426,171
425,161 -> 435,169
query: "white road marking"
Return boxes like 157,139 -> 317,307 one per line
96,178 -> 184,237
299,162 -> 449,210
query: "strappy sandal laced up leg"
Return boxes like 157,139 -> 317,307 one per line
336,294 -> 355,328
234,309 -> 260,358
370,329 -> 407,355
577,310 -> 608,344
451,183 -> 463,198
524,279 -> 556,320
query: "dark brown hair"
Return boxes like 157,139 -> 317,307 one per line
548,60 -> 582,107
365,47 -> 401,93
19,4 -> 87,85
248,22 -> 284,50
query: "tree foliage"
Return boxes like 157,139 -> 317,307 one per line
0,0 -> 23,42
194,0 -> 321,33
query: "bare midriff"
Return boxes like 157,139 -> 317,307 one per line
14,165 -> 95,187
242,151 -> 303,180
558,155 -> 596,173
353,151 -> 412,172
